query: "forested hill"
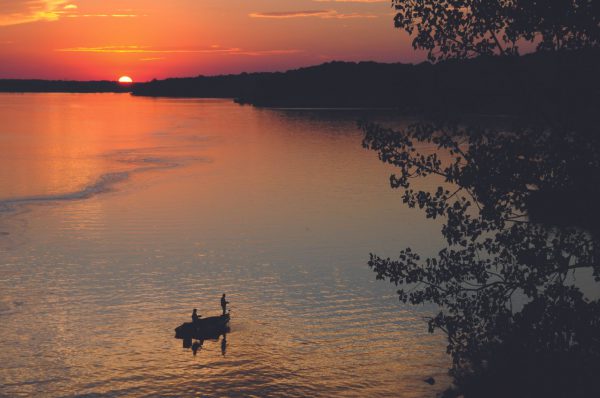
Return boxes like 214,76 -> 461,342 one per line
1,50 -> 597,115
132,50 -> 599,114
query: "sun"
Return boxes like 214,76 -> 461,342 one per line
118,76 -> 133,84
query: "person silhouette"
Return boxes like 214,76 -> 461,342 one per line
221,333 -> 227,356
192,339 -> 204,356
192,308 -> 201,325
221,294 -> 229,315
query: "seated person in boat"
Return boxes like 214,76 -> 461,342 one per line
192,308 -> 201,324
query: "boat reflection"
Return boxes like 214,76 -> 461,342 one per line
180,330 -> 229,356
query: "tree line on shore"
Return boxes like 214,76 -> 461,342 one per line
3,49 -> 597,117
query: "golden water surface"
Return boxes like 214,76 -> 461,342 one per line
0,94 -> 450,397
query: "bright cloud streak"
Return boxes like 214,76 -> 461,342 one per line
249,10 -> 377,19
57,45 -> 302,56
0,0 -> 69,26
67,14 -> 139,18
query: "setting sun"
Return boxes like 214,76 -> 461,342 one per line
118,76 -> 133,84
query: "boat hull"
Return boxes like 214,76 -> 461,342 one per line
175,314 -> 230,340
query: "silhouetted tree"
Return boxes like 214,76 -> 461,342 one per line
363,1 -> 600,396
393,0 -> 600,61
362,119 -> 600,395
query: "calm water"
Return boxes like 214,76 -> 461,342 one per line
0,94 -> 450,397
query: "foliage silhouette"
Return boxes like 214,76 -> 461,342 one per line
363,1 -> 600,396
393,0 -> 600,61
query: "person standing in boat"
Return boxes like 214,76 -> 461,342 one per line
221,294 -> 229,315
192,308 -> 201,325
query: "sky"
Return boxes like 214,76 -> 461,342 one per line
0,0 -> 426,81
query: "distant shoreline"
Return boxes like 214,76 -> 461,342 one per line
0,80 -> 131,94
2,50 -> 598,114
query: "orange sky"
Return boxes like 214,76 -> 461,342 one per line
0,0 -> 425,81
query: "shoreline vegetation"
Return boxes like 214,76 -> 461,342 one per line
0,80 -> 130,93
1,49 -> 598,114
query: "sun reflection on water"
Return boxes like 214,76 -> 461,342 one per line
0,94 -> 450,397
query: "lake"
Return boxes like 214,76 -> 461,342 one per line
0,93 -> 450,397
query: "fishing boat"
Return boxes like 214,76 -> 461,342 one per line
175,313 -> 230,340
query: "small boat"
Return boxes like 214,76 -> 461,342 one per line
175,313 -> 230,340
